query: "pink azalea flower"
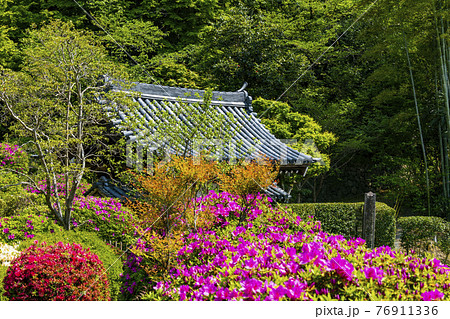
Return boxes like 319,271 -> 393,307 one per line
330,254 -> 354,281
421,289 -> 444,301
363,266 -> 385,284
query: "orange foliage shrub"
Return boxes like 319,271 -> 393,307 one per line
218,158 -> 279,223
218,158 -> 278,198
125,155 -> 279,232
124,155 -> 219,235
131,230 -> 185,283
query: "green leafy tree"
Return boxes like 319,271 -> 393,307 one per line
143,50 -> 206,88
252,98 -> 337,202
133,0 -> 223,49
0,20 -> 129,230
348,0 -> 448,216
0,0 -> 17,68
190,0 -> 360,98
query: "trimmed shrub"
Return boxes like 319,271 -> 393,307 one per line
0,206 -> 60,244
0,171 -> 19,192
0,171 -> 35,218
70,196 -> 137,246
0,190 -> 37,218
286,202 -> 396,248
397,216 -> 447,256
374,202 -> 396,248
18,230 -> 123,300
0,171 -> 48,219
286,203 -> 360,238
3,241 -> 110,300
437,222 -> 450,264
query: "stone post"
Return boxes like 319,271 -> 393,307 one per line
363,191 -> 376,249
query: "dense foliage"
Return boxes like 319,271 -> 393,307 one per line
0,175 -> 39,219
287,203 -> 360,239
373,203 -> 397,249
3,241 -> 110,300
0,143 -> 27,171
0,265 -> 7,301
70,196 -> 137,246
0,209 -> 58,243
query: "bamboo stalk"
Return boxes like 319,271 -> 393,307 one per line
435,70 -> 449,204
439,121 -> 448,197
439,7 -> 450,143
435,0 -> 450,219
403,32 -> 431,216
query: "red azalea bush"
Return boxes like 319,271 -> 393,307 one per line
3,241 -> 110,300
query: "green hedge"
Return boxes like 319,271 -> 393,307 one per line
397,216 -> 450,261
18,230 -> 124,300
286,203 -> 360,238
286,202 -> 396,248
374,202 -> 396,248
439,222 -> 450,264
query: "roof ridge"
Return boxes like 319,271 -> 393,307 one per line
112,81 -> 250,104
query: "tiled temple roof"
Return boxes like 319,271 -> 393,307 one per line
106,81 -> 318,174
95,81 -> 320,201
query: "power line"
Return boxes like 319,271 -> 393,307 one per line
71,0 -> 170,96
258,0 -> 380,119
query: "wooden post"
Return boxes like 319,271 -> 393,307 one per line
363,191 -> 376,249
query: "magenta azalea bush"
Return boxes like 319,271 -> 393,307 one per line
25,176 -> 136,245
3,241 -> 110,300
121,191 -> 450,301
25,174 -> 90,197
70,196 -> 137,245
0,209 -> 59,244
0,143 -> 28,171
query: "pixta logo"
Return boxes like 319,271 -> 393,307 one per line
125,138 -> 324,171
